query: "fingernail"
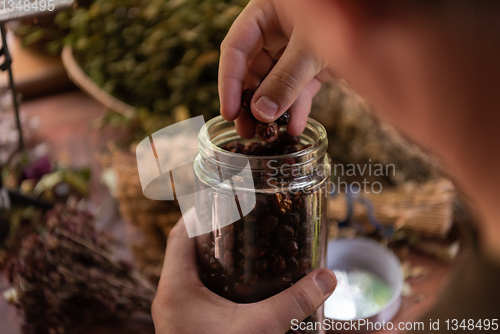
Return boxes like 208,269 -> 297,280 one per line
315,271 -> 336,296
255,96 -> 279,117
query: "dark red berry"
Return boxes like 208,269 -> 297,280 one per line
256,122 -> 279,143
248,274 -> 259,286
284,240 -> 299,257
200,242 -> 210,252
283,145 -> 299,154
241,89 -> 254,111
253,246 -> 267,258
267,246 -> 279,257
279,274 -> 294,289
223,252 -> 234,274
271,255 -> 287,274
258,215 -> 279,233
209,257 -> 221,270
276,223 -> 294,244
240,245 -> 252,257
299,258 -> 312,271
255,258 -> 269,273
292,195 -> 306,212
276,111 -> 290,126
201,252 -> 210,265
257,233 -> 272,246
279,132 -> 300,146
224,141 -> 245,153
243,142 -> 267,156
287,256 -> 300,271
223,234 -> 234,248
283,211 -> 301,226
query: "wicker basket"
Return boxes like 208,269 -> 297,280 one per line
110,149 -> 181,282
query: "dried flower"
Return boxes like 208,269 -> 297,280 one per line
6,204 -> 155,334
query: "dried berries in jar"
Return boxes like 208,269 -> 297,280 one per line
195,116 -> 330,334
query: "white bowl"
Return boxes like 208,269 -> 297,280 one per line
324,237 -> 404,333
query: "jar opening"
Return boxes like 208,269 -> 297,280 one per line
195,116 -> 331,192
198,116 -> 328,168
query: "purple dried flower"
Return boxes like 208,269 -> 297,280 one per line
23,156 -> 52,180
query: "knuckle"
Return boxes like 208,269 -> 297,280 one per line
291,286 -> 315,318
270,67 -> 300,94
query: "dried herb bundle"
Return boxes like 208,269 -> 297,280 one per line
6,204 -> 155,334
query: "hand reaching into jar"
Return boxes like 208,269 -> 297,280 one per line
152,209 -> 337,334
216,0 -> 500,332
218,0 -> 335,139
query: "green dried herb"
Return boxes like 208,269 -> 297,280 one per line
67,0 -> 248,134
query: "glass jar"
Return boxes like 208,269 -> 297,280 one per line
194,116 -> 331,333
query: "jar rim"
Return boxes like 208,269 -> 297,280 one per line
195,116 -> 330,192
198,115 -> 328,164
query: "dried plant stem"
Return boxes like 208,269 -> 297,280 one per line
55,228 -> 156,292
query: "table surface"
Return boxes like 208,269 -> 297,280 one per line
0,91 -> 455,334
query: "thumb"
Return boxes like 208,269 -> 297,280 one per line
251,36 -> 321,123
248,269 -> 337,334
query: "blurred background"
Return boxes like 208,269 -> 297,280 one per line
0,0 -> 476,333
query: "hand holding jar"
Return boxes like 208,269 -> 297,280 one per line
151,208 -> 337,334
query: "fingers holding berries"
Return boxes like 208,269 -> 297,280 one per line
240,89 -> 292,143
